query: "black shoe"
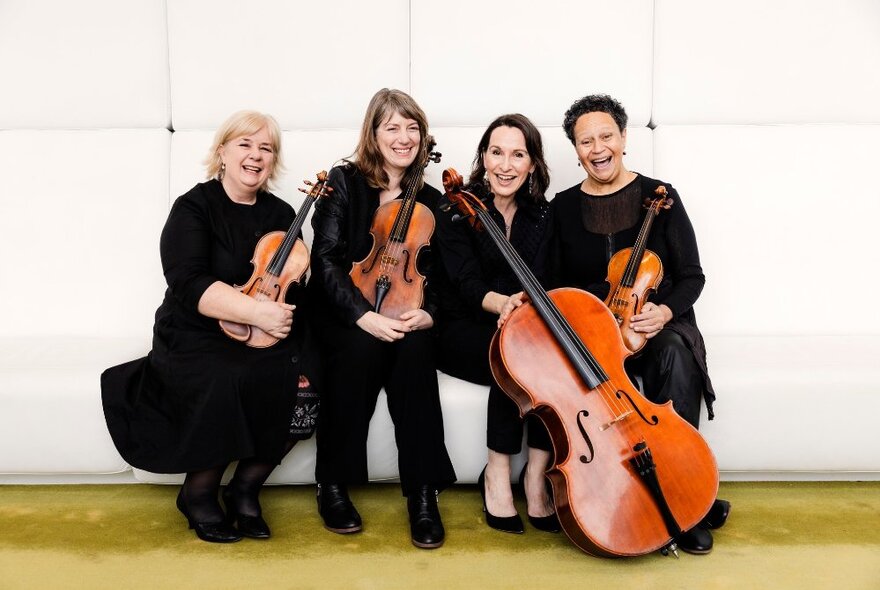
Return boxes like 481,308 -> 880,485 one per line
677,526 -> 713,555
518,463 -> 561,533
176,489 -> 242,543
407,485 -> 445,549
316,483 -> 362,534
478,466 -> 524,534
700,499 -> 731,530
222,487 -> 270,539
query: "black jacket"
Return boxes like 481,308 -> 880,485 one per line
308,163 -> 441,326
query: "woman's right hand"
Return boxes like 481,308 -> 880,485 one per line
252,300 -> 295,339
498,291 -> 527,327
356,311 -> 409,342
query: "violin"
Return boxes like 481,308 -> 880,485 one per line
441,169 -> 717,557
604,186 -> 673,352
350,137 -> 441,318
219,171 -> 332,347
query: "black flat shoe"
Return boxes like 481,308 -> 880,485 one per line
518,463 -> 561,533
176,490 -> 241,543
478,466 -> 524,534
700,498 -> 731,530
222,487 -> 270,539
407,485 -> 445,549
317,483 -> 362,534
677,526 -> 713,555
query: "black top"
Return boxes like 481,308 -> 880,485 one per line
308,163 -> 441,325
550,173 -> 716,415
434,183 -> 552,325
102,180 -> 310,473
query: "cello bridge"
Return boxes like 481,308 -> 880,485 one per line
599,410 -> 633,431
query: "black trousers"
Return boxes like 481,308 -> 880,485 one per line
314,318 -> 456,495
438,317 -> 551,455
626,329 -> 704,429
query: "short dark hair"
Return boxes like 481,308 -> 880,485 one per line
562,94 -> 628,144
468,113 -> 550,203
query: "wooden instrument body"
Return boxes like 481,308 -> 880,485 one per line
491,287 -> 718,557
604,248 -> 663,353
219,232 -> 309,348
350,199 -> 434,319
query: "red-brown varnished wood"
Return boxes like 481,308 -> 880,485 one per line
219,233 -> 309,348
604,249 -> 663,353
491,288 -> 718,557
350,199 -> 435,319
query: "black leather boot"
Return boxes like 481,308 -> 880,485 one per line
699,498 -> 731,529
407,485 -> 445,549
316,483 -> 362,534
677,526 -> 713,555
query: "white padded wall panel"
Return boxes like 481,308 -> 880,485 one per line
654,0 -> 880,124
0,0 -> 170,129
653,124 -> 880,335
168,0 -> 410,130
412,0 -> 654,127
0,130 -> 170,338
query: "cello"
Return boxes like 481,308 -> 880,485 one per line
350,138 -> 441,318
441,169 -> 717,557
219,171 -> 332,347
604,186 -> 673,353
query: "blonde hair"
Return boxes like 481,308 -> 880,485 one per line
204,110 -> 285,191
353,89 -> 429,190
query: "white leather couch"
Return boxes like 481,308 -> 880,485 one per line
1,0 -> 878,484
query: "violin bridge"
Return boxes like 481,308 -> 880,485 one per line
599,409 -> 633,431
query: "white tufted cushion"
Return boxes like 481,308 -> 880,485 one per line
653,0 -> 880,125
0,0 -> 170,129
167,0 -> 410,130
411,0 -> 654,127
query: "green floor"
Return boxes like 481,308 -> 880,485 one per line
1,482 -> 878,589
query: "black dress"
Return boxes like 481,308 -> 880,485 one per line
434,184 -> 553,454
307,163 -> 456,494
101,180 -> 312,474
551,173 -> 716,424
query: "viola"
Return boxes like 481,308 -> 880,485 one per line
219,171 -> 332,347
441,169 -> 717,557
604,186 -> 673,352
350,137 -> 441,318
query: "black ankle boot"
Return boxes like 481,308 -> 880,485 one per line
316,483 -> 362,534
176,489 -> 241,543
222,486 -> 270,539
407,485 -> 445,549
699,498 -> 731,529
677,526 -> 713,555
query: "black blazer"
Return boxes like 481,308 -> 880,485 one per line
308,163 -> 441,326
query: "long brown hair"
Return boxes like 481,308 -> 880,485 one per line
352,88 -> 430,191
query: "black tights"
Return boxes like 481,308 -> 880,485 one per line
180,439 -> 297,521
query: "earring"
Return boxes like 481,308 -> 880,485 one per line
623,151 -> 627,155
577,161 -> 581,167
528,173 -> 534,194
220,162 -> 226,180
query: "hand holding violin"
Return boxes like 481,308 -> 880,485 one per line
629,302 -> 672,339
251,300 -> 295,340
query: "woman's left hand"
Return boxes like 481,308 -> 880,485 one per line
400,309 -> 434,331
630,303 -> 673,339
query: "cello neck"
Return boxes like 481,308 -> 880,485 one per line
472,207 -> 609,390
